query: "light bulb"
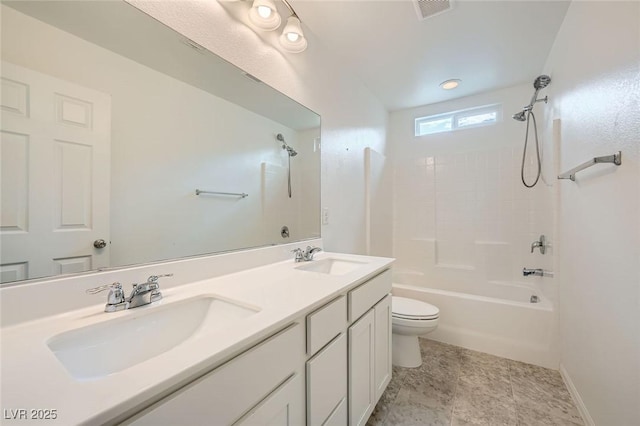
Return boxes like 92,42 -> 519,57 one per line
279,16 -> 306,53
248,0 -> 281,31
286,32 -> 300,42
257,5 -> 272,19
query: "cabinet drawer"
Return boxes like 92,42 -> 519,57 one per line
306,295 -> 346,355
348,269 -> 392,322
127,323 -> 304,425
306,333 -> 347,426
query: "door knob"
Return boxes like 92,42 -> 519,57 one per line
93,239 -> 107,249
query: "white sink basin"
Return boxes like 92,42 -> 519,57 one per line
47,296 -> 259,381
295,258 -> 367,275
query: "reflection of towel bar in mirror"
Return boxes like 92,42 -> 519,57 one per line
195,189 -> 248,198
558,151 -> 622,181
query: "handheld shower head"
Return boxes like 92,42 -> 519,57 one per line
514,75 -> 551,121
534,75 -> 551,90
276,133 -> 297,157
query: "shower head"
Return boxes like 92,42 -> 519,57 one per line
514,75 -> 551,121
534,75 -> 551,90
276,133 -> 297,157
512,110 -> 527,121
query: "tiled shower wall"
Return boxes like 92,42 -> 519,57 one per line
389,84 -> 556,302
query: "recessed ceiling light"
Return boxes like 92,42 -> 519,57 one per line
440,79 -> 461,90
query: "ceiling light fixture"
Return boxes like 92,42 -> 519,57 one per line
440,79 -> 461,90
244,0 -> 307,53
248,0 -> 281,31
279,16 -> 307,53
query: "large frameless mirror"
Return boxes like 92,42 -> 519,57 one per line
0,0 -> 321,285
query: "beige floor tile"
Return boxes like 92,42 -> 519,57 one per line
368,339 -> 583,426
385,388 -> 452,426
452,379 -> 517,426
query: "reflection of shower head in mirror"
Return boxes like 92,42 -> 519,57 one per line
276,133 -> 297,157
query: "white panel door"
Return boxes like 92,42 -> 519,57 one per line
0,61 -> 111,283
348,309 -> 375,426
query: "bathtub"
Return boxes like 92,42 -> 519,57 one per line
392,274 -> 559,369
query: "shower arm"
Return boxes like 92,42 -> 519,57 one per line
526,91 -> 548,110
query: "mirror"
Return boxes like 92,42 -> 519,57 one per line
0,1 -> 321,285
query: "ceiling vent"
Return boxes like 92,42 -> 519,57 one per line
413,0 -> 453,21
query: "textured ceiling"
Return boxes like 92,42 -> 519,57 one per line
293,0 -> 571,111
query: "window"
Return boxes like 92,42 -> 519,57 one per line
415,104 -> 501,136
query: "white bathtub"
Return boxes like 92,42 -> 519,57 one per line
392,276 -> 559,369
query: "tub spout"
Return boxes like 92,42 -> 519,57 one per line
523,268 -> 544,277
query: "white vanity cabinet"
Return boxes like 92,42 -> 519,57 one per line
305,269 -> 392,426
347,270 -> 392,426
125,323 -> 305,426
123,269 -> 392,426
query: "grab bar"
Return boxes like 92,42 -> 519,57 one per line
558,151 -> 621,181
195,189 -> 248,198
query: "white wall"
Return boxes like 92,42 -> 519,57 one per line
2,6 -> 320,268
389,84 -> 556,304
129,0 -> 389,255
541,1 -> 640,424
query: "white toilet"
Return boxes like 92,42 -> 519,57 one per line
391,296 -> 440,368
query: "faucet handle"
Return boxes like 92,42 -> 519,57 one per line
530,235 -> 546,254
86,282 -> 126,307
292,248 -> 304,262
86,282 -> 122,294
147,273 -> 173,283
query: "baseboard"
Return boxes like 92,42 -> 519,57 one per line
559,363 -> 595,426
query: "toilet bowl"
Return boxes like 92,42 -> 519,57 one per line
392,296 -> 439,368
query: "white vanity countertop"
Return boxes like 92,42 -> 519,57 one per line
0,252 -> 394,425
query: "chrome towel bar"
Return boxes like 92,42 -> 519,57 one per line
195,189 -> 248,198
558,151 -> 622,181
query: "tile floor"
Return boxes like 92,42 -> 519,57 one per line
368,338 -> 584,426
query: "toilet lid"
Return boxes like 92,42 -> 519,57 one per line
392,296 -> 439,320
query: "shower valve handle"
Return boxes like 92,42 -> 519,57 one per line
530,235 -> 546,254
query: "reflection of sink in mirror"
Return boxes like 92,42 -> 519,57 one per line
295,258 -> 367,275
47,296 -> 259,381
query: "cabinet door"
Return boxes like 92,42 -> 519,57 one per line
306,333 -> 347,426
348,309 -> 375,426
126,324 -> 303,425
374,294 -> 392,402
235,373 -> 304,426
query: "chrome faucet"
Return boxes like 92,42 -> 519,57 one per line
87,273 -> 173,312
303,246 -> 322,261
292,246 -> 322,262
522,268 -> 544,277
530,235 -> 546,254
